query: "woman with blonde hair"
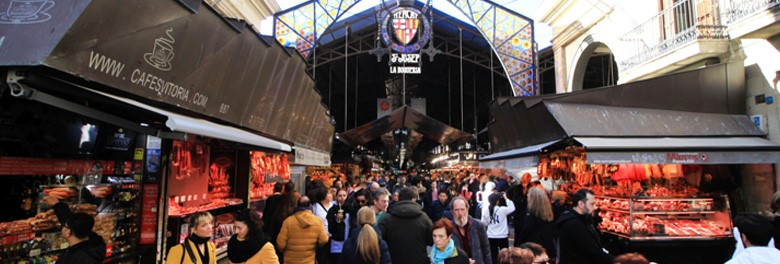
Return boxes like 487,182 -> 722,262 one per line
341,206 -> 391,264
167,212 -> 216,264
517,187 -> 556,260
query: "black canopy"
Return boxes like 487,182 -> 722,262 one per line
0,0 -> 333,153
338,106 -> 473,146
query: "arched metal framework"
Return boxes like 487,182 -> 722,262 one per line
274,0 -> 537,96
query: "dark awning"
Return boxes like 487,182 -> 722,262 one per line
488,63 -> 750,153
478,140 -> 562,168
338,106 -> 473,146
483,63 -> 780,166
0,0 -> 333,154
575,137 -> 780,164
545,102 -> 761,137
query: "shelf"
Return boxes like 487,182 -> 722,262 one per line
600,208 -> 719,215
633,210 -> 718,215
600,208 -> 631,214
634,197 -> 714,202
106,249 -> 139,263
168,204 -> 243,218
596,195 -> 630,200
215,245 -> 228,260
0,232 -> 35,246
596,195 -> 715,202
603,230 -> 732,241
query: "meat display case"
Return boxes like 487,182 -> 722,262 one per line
596,194 -> 733,240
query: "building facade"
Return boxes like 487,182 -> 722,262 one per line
537,0 -> 780,212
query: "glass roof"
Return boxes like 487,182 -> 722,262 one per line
271,0 -> 546,96
271,0 -> 552,48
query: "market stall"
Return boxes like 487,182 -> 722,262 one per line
0,0 -> 333,262
247,150 -> 292,219
481,63 -> 780,263
0,96 -> 146,263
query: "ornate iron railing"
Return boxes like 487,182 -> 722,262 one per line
617,0 -> 728,71
720,0 -> 780,24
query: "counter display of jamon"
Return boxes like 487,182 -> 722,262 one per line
596,195 -> 733,240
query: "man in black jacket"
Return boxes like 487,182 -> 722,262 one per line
326,188 -> 349,263
42,196 -> 106,264
378,186 -> 433,263
555,188 -> 614,264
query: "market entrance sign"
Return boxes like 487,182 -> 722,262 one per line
380,6 -> 430,74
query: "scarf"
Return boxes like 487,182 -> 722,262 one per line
430,238 -> 456,264
227,231 -> 270,263
189,233 -> 210,245
187,235 -> 210,263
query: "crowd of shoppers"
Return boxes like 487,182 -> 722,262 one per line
154,169 -> 780,264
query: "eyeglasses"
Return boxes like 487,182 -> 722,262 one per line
357,199 -> 367,204
534,260 -> 551,264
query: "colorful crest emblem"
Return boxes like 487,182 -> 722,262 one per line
381,6 -> 431,53
392,18 -> 419,45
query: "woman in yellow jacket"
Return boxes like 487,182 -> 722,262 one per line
167,212 -> 217,264
227,209 -> 279,264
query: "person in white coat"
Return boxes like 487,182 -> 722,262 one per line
726,213 -> 780,264
481,192 -> 515,264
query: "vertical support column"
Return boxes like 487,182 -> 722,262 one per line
344,26 -> 349,132
554,45 -> 569,93
459,27 -> 464,131
355,57 -> 358,128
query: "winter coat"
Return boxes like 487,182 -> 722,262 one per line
228,231 -> 278,264
52,202 -> 106,264
378,200 -> 434,264
555,209 -> 614,264
56,232 -> 107,264
773,216 -> 780,251
429,199 -> 451,221
482,199 -> 515,239
443,248 -> 471,264
450,216 -> 492,264
726,246 -> 780,264
277,210 -> 330,264
327,203 -> 349,253
242,243 -> 279,264
518,213 -> 556,259
166,239 -> 217,264
341,225 -> 392,264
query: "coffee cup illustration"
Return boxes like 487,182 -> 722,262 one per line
6,0 -> 54,19
151,39 -> 174,65
144,28 -> 176,71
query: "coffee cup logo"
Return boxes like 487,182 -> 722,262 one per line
144,28 -> 175,71
0,0 -> 55,24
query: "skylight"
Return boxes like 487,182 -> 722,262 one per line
268,0 -> 552,48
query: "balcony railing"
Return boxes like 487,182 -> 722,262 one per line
720,0 -> 780,24
618,0 -> 728,71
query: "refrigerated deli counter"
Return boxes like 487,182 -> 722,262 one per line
594,187 -> 733,241
537,148 -> 734,242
